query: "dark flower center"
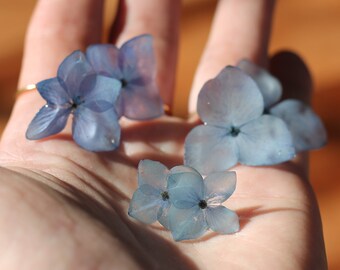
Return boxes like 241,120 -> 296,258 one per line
161,191 -> 169,201
198,200 -> 207,209
71,96 -> 84,111
120,78 -> 128,88
230,126 -> 240,137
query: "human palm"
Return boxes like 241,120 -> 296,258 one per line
0,0 -> 326,269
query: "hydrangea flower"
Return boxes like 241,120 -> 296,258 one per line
26,51 -> 122,152
167,168 -> 239,241
185,66 -> 295,175
86,34 -> 164,120
237,59 -> 327,152
128,160 -> 172,229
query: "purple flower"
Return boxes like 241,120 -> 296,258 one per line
184,66 -> 295,175
86,34 -> 164,120
26,51 -> 122,152
168,168 -> 239,241
237,59 -> 327,152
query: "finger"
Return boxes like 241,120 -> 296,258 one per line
113,0 -> 181,108
189,0 -> 275,113
1,0 -> 104,148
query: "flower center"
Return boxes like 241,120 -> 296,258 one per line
230,126 -> 240,137
71,96 -> 84,111
161,191 -> 169,201
198,200 -> 207,209
120,78 -> 128,88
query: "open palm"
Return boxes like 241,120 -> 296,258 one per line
0,0 -> 327,269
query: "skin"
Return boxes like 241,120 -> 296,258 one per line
0,0 -> 327,269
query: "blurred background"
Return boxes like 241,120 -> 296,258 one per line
0,0 -> 339,268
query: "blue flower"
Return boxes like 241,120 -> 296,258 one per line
26,51 -> 122,152
167,168 -> 239,241
237,59 -> 327,152
185,66 -> 295,175
128,160 -> 171,229
86,34 -> 164,120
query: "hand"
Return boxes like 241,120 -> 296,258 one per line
0,0 -> 327,269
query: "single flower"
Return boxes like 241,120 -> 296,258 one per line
128,160 -> 172,229
167,168 -> 239,241
86,34 -> 164,120
26,51 -> 122,152
185,66 -> 295,175
238,59 -> 327,152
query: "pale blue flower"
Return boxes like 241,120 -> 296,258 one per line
26,51 -> 122,152
168,168 -> 239,241
87,34 -> 164,120
238,59 -> 327,152
128,160 -> 171,229
185,66 -> 295,175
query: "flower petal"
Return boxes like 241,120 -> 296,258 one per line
170,165 -> 202,177
120,34 -> 156,82
138,160 -> 169,190
26,105 -> 70,140
206,206 -> 239,234
237,59 -> 282,108
204,171 -> 237,204
36,78 -> 70,104
169,206 -> 208,241
270,99 -> 327,152
168,171 -> 204,209
57,51 -> 95,97
128,189 -> 161,224
184,125 -> 238,175
157,201 -> 171,230
236,115 -> 295,165
119,83 -> 164,120
197,66 -> 264,127
72,107 -> 120,151
81,75 -> 122,113
86,44 -> 122,78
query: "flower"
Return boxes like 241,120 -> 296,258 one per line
237,59 -> 327,152
184,66 -> 295,175
26,51 -> 122,152
128,160 -> 172,229
167,168 -> 239,241
86,34 -> 164,120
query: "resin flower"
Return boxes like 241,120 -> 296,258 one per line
168,168 -> 239,241
86,34 -> 164,120
238,59 -> 327,152
128,160 -> 172,228
26,51 -> 122,152
185,66 -> 295,175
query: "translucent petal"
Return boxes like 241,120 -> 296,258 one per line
119,83 -> 164,120
204,171 -> 237,204
168,172 -> 204,209
26,105 -> 71,140
72,107 -> 120,151
236,115 -> 295,165
138,160 -> 169,190
184,125 -> 239,175
36,78 -> 70,105
237,59 -> 282,108
80,75 -> 122,113
270,99 -> 327,152
138,184 -> 161,196
86,44 -> 122,79
57,51 -> 95,97
197,66 -> 264,127
157,201 -> 171,229
120,34 -> 156,82
128,189 -> 161,224
170,165 -> 202,177
206,206 -> 239,234
169,206 -> 208,241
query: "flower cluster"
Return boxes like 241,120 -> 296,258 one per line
26,34 -> 164,151
128,160 -> 239,241
184,62 -> 327,175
